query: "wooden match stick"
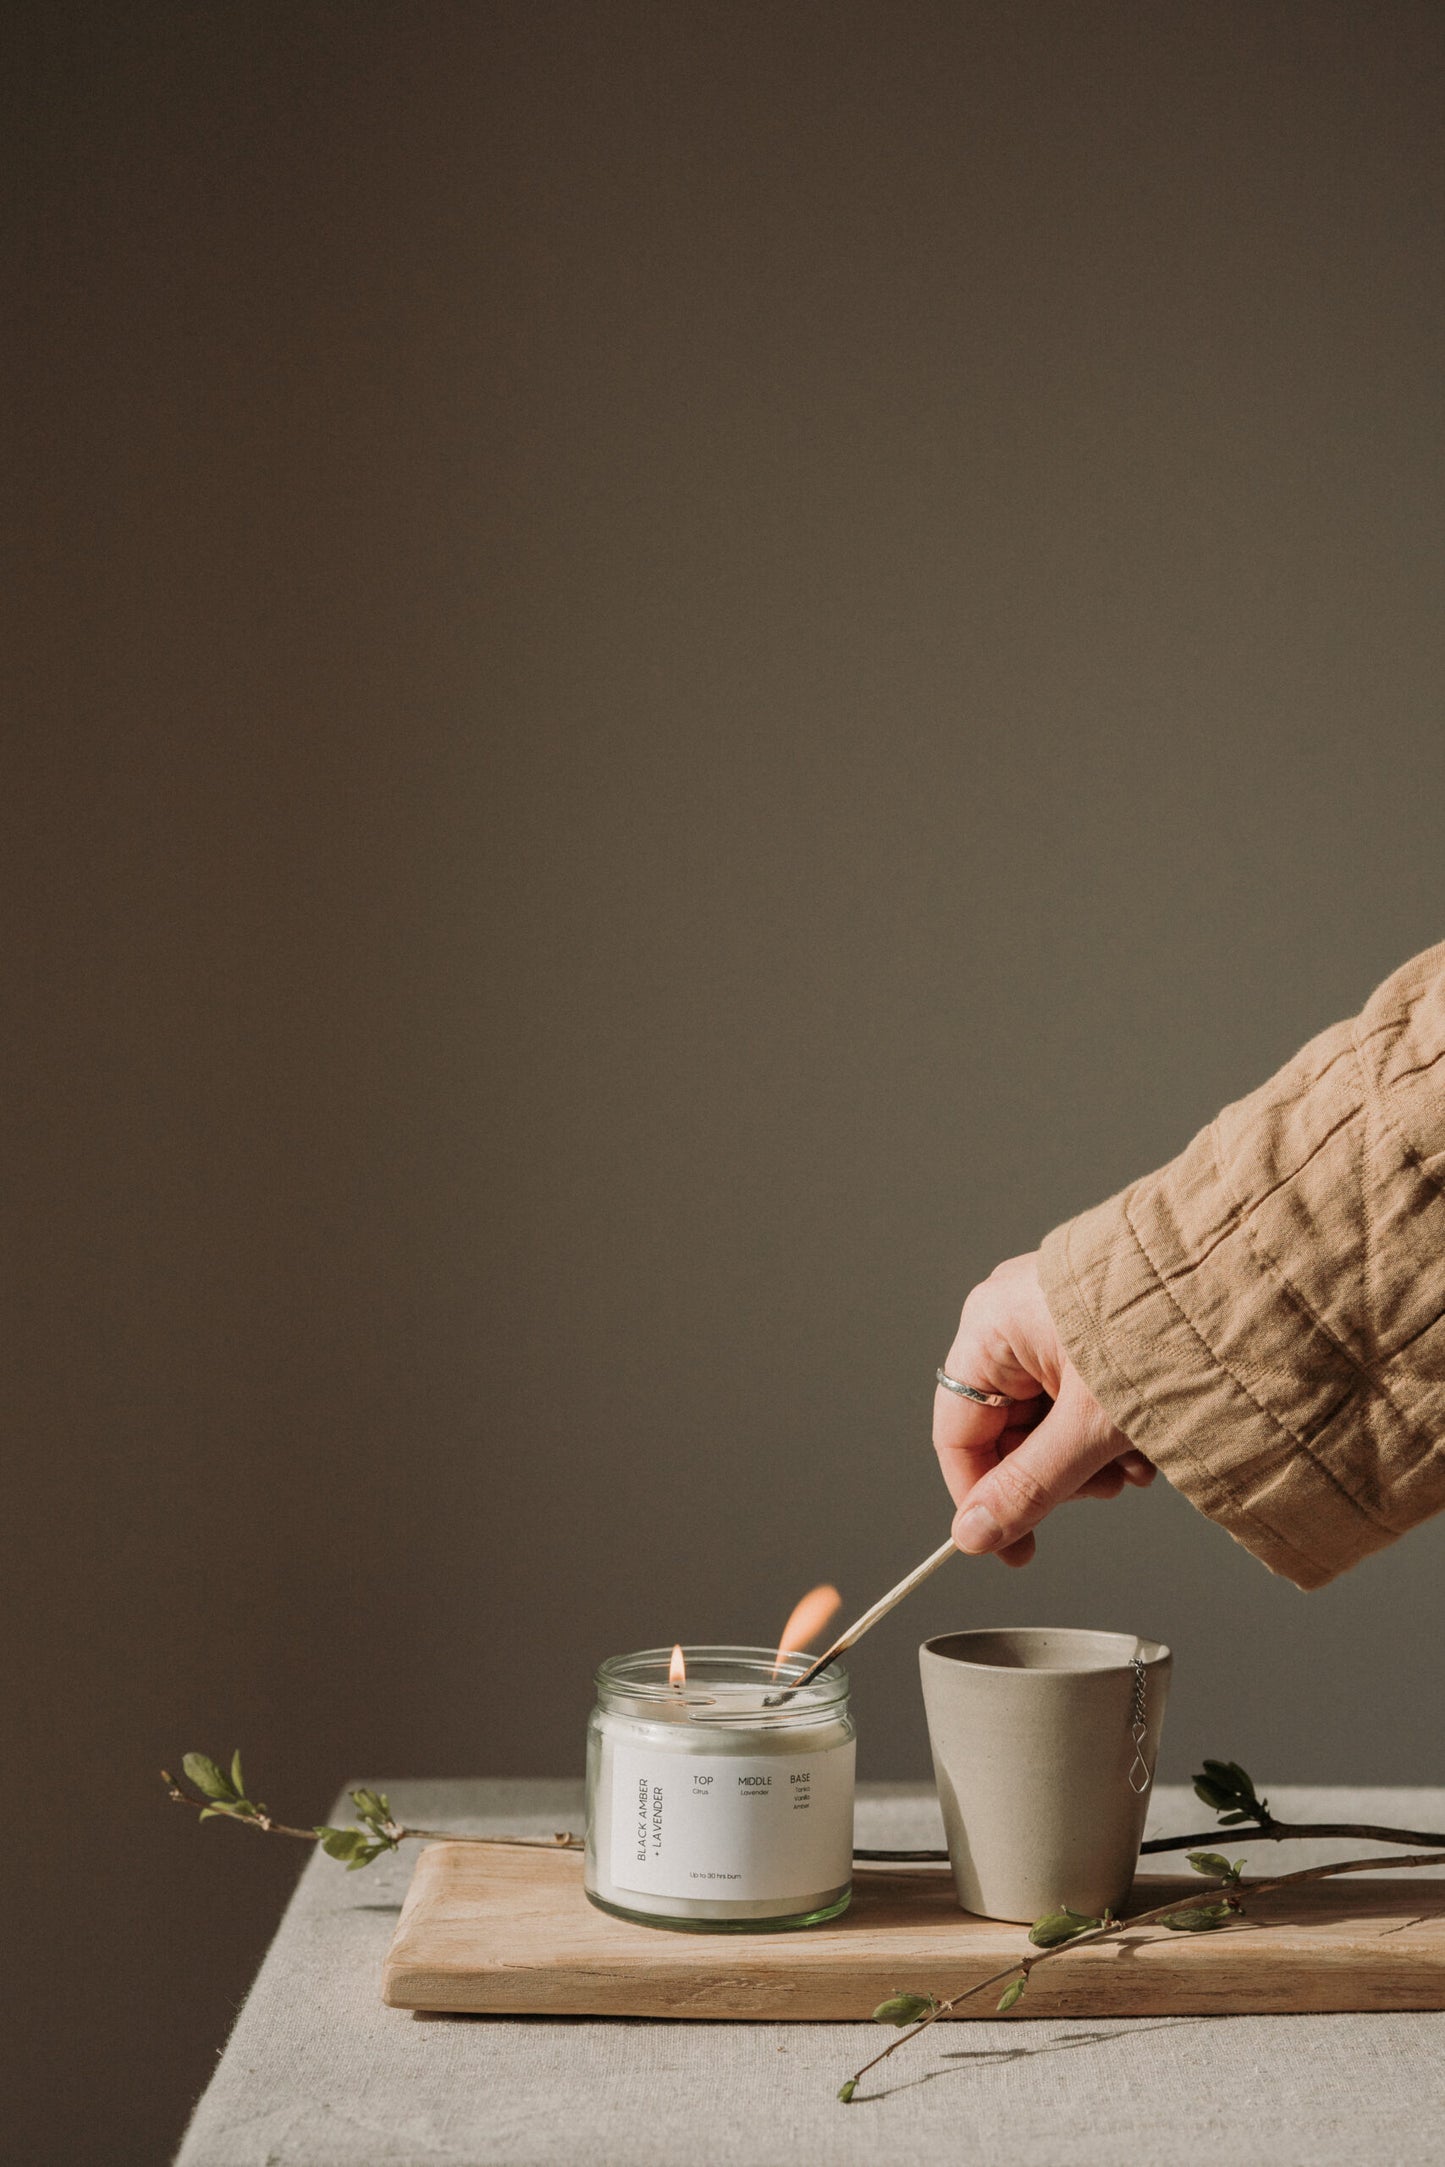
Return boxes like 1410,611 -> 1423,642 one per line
768,1537 -> 959,1700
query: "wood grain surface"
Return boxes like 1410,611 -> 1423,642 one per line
381,1844 -> 1445,2019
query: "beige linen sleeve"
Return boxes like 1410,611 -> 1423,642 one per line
1039,944 -> 1445,1589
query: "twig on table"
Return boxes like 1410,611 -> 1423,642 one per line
838,1848 -> 1445,2103
860,1755 -> 1445,1865
860,1815 -> 1445,1863
163,1763 -> 584,1863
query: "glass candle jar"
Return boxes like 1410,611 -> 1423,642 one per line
585,1645 -> 856,1931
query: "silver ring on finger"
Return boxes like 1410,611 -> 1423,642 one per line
936,1367 -> 1017,1409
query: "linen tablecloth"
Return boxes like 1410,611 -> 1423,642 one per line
176,1780 -> 1445,2166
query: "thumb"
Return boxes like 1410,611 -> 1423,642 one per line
951,1367 -> 1124,1556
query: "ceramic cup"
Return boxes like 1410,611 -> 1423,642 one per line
919,1626 -> 1171,1923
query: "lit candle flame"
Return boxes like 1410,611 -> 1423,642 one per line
772,1584 -> 842,1677
669,1643 -> 686,1688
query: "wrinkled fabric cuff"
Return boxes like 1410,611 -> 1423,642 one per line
1039,1195 -> 1394,1592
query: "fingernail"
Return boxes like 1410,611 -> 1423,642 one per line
955,1505 -> 1004,1554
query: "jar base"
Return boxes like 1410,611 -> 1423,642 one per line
584,1885 -> 852,1933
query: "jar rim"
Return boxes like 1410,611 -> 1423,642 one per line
594,1643 -> 849,1721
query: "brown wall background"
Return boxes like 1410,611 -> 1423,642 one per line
7,4 -> 1445,2159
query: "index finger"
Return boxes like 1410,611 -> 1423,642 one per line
932,1358 -> 1046,1513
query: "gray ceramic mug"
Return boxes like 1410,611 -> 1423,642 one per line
919,1626 -> 1171,1923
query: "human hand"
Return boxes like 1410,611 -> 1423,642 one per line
933,1252 -> 1155,1567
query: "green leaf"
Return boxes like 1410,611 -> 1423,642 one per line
1028,1908 -> 1102,1949
345,1799 -> 398,1855
197,1805 -> 232,1821
996,1976 -> 1027,2012
316,1826 -> 366,1861
1187,1851 -> 1237,1880
230,1749 -> 245,1800
1158,1903 -> 1234,1932
1193,1759 -> 1264,1823
314,1832 -> 390,1872
871,1993 -> 935,2027
350,1787 -> 393,1835
183,1753 -> 234,1802
837,2080 -> 857,2104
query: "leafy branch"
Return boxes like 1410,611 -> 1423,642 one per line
170,1747 -> 1445,1886
163,1753 -> 583,1864
838,1756 -> 1445,2104
839,1842 -> 1445,2102
855,1758 -> 1445,1864
1136,1759 -> 1445,1854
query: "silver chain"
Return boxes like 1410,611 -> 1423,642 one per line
1127,1656 -> 1151,1794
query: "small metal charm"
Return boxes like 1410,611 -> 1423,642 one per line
1127,1655 -> 1151,1793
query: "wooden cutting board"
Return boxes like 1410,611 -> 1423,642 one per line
381,1844 -> 1445,2018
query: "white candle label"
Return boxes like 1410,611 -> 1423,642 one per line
608,1742 -> 856,1902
